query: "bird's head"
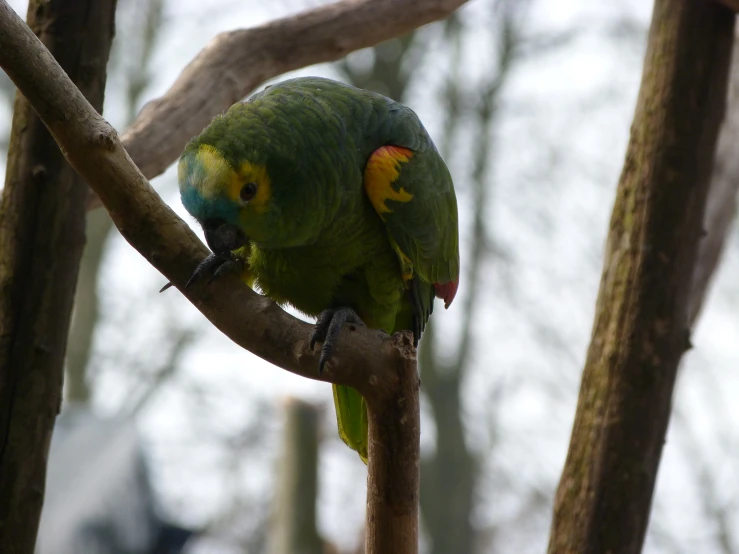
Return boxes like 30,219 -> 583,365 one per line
178,102 -> 333,254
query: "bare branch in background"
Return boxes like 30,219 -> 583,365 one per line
84,0 -> 469,209
338,34 -> 417,101
418,3 -> 525,552
124,329 -> 194,417
672,402 -> 737,554
549,1 -> 735,552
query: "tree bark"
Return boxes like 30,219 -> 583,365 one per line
0,0 -> 116,551
548,1 -> 735,553
365,336 -> 420,554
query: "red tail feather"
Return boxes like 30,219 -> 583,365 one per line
434,279 -> 458,309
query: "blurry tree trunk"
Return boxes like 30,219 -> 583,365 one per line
269,398 -> 324,554
65,209 -> 112,402
549,2 -> 734,553
0,0 -> 116,550
66,0 -> 164,403
419,7 -> 520,553
688,37 -> 739,325
339,35 -> 416,102
417,16 -> 475,554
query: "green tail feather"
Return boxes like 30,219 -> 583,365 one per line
332,384 -> 368,464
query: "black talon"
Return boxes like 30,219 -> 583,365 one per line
185,253 -> 232,289
310,307 -> 364,373
310,309 -> 336,350
159,254 -> 241,293
210,258 -> 243,282
159,282 -> 174,293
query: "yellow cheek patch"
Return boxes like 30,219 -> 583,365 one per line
363,145 -> 414,220
194,145 -> 237,198
225,160 -> 272,214
191,145 -> 272,212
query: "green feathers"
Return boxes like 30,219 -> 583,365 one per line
178,77 -> 459,463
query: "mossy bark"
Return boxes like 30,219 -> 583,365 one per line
0,1 -> 116,551
548,1 -> 735,553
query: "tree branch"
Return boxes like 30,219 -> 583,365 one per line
85,0 -> 468,209
548,1 -> 735,552
0,3 -> 429,552
0,0 -> 413,406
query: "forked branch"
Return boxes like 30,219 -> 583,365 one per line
0,0 -> 416,405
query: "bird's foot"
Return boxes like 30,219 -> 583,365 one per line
310,307 -> 365,373
186,253 -> 243,288
159,253 -> 242,292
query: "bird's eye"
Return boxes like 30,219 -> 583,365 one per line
240,182 -> 258,202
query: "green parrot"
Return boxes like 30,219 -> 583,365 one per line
176,77 -> 459,463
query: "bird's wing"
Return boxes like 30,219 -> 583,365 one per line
363,143 -> 460,338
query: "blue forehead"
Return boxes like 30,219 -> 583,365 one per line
180,180 -> 240,226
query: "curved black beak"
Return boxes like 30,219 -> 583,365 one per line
202,219 -> 248,256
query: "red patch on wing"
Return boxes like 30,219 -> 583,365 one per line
434,279 -> 458,309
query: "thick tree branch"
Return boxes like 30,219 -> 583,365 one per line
548,1 -> 735,553
0,0 -> 412,406
84,0 -> 468,209
365,348 -> 420,554
0,0 -> 116,551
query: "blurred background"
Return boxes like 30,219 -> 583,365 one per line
3,0 -> 739,552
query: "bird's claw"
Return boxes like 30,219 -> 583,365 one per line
185,253 -> 232,288
208,257 -> 243,283
160,253 -> 242,292
310,307 -> 364,373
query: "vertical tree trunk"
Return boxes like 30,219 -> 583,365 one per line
548,1 -> 734,553
365,337 -> 420,554
0,1 -> 116,551
269,398 -> 325,554
65,209 -> 111,403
